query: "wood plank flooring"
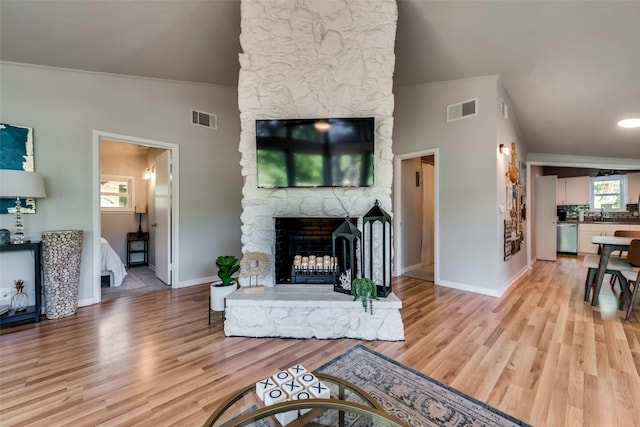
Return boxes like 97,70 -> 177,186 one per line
1,255 -> 639,426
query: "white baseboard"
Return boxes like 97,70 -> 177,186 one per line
177,275 -> 217,288
435,264 -> 529,298
436,280 -> 502,297
402,262 -> 424,273
78,297 -> 96,308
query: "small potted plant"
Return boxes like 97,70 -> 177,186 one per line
351,277 -> 379,314
210,255 -> 240,311
11,279 -> 29,312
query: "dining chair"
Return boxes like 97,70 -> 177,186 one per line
612,229 -> 640,255
583,232 -> 633,304
609,230 -> 640,288
621,239 -> 640,321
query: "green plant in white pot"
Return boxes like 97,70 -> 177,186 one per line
210,255 -> 240,312
351,277 -> 379,314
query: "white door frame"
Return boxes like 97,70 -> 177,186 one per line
92,130 -> 180,304
393,148 -> 439,282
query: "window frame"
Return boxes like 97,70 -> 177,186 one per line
589,174 -> 627,212
100,175 -> 135,213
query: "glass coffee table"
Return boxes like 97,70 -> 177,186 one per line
203,372 -> 409,427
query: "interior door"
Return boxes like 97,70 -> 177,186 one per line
421,162 -> 435,265
535,175 -> 557,261
155,150 -> 171,284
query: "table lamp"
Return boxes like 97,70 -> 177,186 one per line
135,205 -> 147,236
0,169 -> 46,244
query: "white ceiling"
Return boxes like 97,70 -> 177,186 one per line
1,0 -> 639,160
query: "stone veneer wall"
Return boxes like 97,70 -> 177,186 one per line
238,0 -> 398,286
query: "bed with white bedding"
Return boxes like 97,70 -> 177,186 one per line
101,237 -> 127,287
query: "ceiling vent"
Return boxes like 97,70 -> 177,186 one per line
191,109 -> 217,130
500,98 -> 509,120
447,98 -> 478,122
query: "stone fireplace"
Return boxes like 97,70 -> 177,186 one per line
237,0 -> 398,287
227,0 -> 402,341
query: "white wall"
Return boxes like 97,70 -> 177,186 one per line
496,79 -> 529,287
0,62 -> 243,306
394,76 -> 519,295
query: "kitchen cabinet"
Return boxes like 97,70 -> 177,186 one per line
578,223 -> 634,254
565,176 -> 590,205
627,172 -> 640,204
556,176 -> 590,205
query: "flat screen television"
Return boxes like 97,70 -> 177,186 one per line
256,117 -> 374,188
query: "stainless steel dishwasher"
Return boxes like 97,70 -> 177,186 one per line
557,223 -> 578,254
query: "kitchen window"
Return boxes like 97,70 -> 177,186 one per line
100,175 -> 134,212
590,174 -> 626,211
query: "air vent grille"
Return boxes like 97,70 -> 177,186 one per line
500,98 -> 509,120
447,98 -> 478,122
191,109 -> 217,130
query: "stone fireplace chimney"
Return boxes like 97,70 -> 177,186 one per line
237,0 -> 398,286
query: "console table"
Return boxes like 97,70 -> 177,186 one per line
0,241 -> 42,326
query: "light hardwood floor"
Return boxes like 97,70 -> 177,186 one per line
1,255 -> 639,426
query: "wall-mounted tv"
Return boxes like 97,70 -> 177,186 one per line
256,117 -> 374,188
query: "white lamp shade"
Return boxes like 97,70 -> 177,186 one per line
0,170 -> 46,198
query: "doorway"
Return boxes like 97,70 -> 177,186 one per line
393,149 -> 439,282
92,131 -> 180,304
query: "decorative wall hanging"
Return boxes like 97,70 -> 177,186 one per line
505,142 -> 524,257
0,123 -> 36,214
503,220 -> 512,261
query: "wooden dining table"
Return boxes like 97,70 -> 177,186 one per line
590,235 -> 634,306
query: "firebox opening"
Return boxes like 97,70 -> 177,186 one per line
274,217 -> 346,284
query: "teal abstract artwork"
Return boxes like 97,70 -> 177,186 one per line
0,123 -> 36,214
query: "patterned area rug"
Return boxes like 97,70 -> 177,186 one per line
317,344 -> 530,427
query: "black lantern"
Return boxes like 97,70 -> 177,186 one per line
362,200 -> 392,297
332,217 -> 361,295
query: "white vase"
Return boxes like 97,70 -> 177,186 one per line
210,281 -> 237,311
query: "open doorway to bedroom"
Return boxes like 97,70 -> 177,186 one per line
92,131 -> 180,303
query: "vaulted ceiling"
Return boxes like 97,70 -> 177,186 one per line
1,0 -> 639,159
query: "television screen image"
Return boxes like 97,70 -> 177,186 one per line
256,117 -> 374,188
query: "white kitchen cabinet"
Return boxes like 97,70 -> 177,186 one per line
565,176 -> 590,205
627,172 -> 640,205
578,223 -> 630,254
556,176 -> 590,205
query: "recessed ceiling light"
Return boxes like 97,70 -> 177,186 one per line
617,118 -> 640,128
